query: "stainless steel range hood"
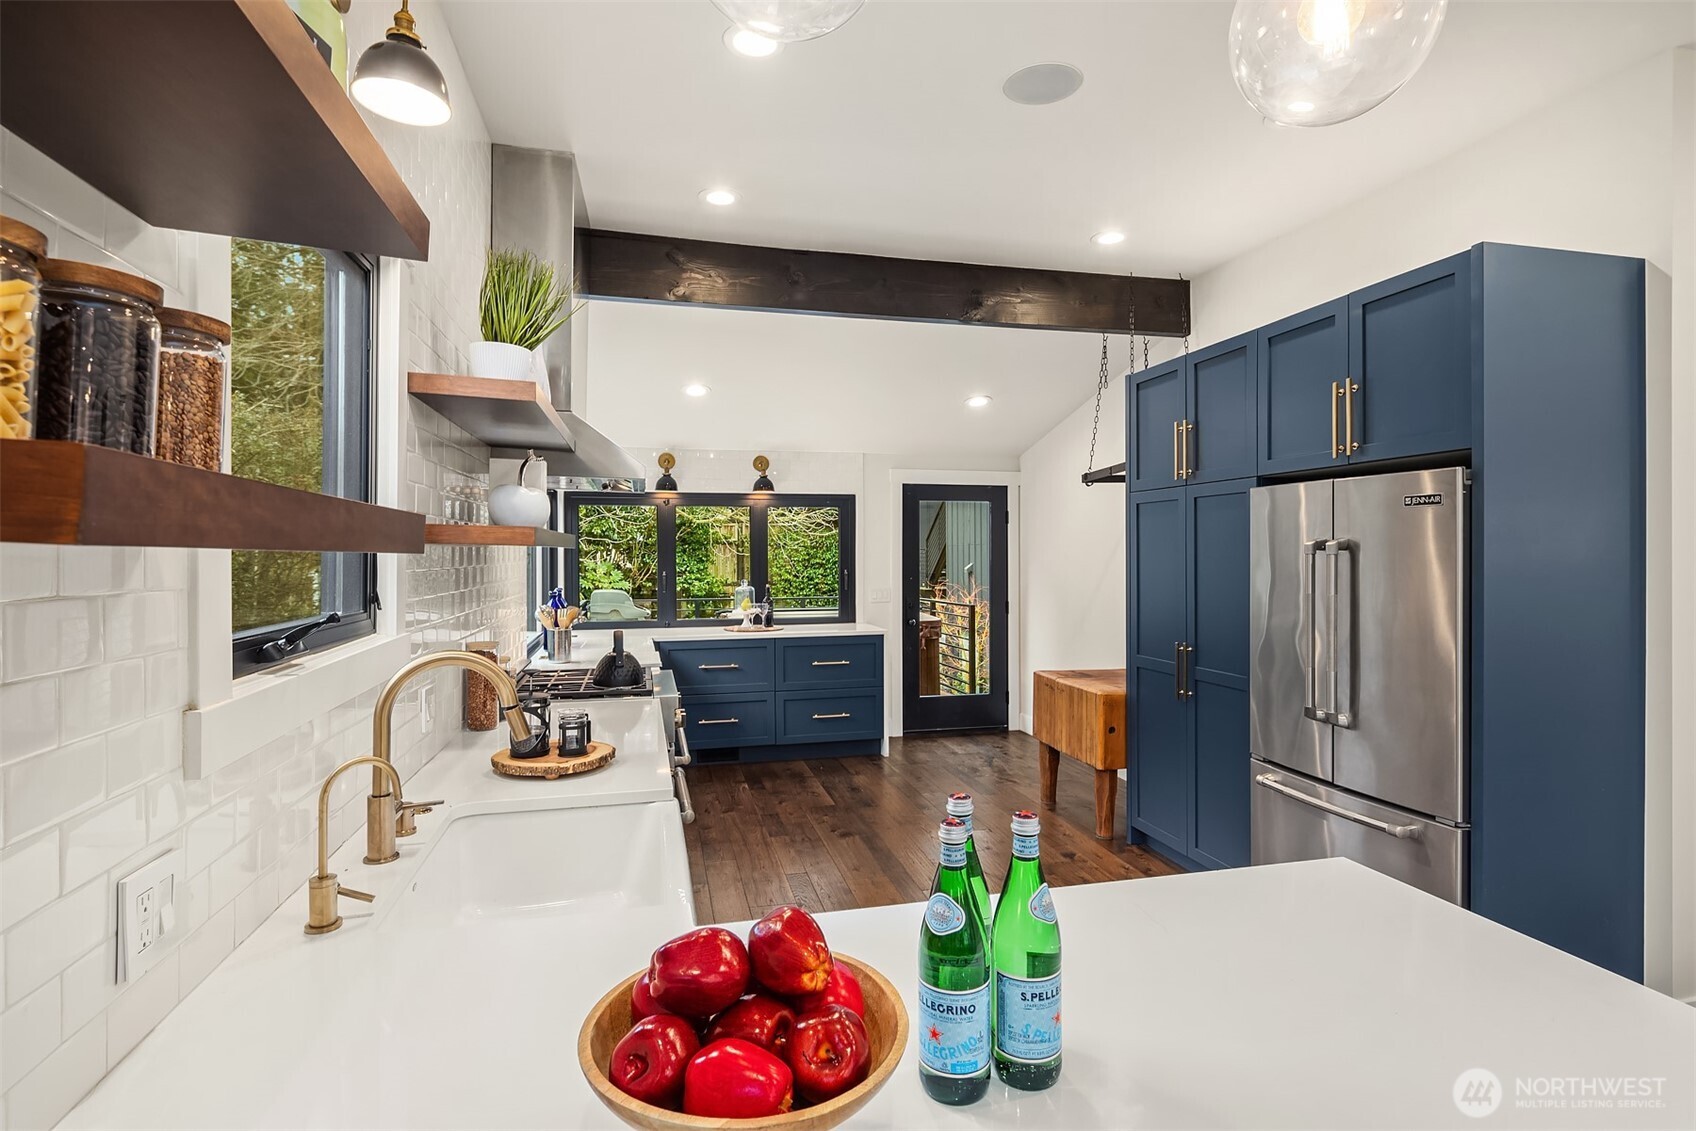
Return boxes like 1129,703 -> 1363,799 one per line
490,144 -> 644,483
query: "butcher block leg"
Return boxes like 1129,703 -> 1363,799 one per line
1093,769 -> 1117,840
1039,743 -> 1059,810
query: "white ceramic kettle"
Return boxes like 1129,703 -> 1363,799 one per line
487,450 -> 550,527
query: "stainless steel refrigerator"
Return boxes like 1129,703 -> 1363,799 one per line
1248,467 -> 1468,903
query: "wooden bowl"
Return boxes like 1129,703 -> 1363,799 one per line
578,954 -> 908,1130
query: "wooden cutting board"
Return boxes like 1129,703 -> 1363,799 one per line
491,740 -> 615,780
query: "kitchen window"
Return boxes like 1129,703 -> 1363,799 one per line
229,239 -> 377,676
541,492 -> 855,628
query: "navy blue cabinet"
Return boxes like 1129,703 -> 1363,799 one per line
658,633 -> 884,762
1129,334 -> 1258,490
1257,299 -> 1348,474
1126,479 -> 1253,870
1348,252 -> 1472,463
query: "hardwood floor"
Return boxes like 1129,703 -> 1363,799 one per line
682,731 -> 1181,924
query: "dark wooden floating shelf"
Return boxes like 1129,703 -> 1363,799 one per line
0,0 -> 429,260
425,524 -> 575,548
1081,462 -> 1127,486
407,372 -> 572,452
0,440 -> 425,552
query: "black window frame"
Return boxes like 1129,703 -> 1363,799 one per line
231,246 -> 379,677
539,491 -> 856,631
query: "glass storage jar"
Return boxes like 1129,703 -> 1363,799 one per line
0,217 -> 47,439
37,260 -> 163,455
155,307 -> 230,471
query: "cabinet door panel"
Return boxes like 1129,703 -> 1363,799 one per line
1187,481 -> 1252,870
1129,490 -> 1186,663
1348,252 -> 1472,463
1190,682 -> 1250,869
1128,486 -> 1188,846
1130,359 -> 1185,492
1187,333 -> 1257,483
1258,299 -> 1348,475
1131,666 -> 1190,849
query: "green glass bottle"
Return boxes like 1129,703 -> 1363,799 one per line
945,791 -> 992,942
918,817 -> 993,1105
991,809 -> 1061,1091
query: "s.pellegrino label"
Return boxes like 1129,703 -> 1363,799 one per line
991,810 -> 1062,1091
919,816 -> 992,1105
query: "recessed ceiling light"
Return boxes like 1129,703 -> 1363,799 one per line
965,395 -> 993,409
700,188 -> 738,206
684,383 -> 711,397
723,26 -> 780,57
1002,62 -> 1084,106
1092,230 -> 1126,246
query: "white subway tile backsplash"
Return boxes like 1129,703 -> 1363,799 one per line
0,833 -> 59,932
0,679 -> 59,764
104,950 -> 177,1068
1,600 -> 102,682
143,777 -> 187,841
0,132 -> 106,246
176,906 -> 232,997
60,791 -> 146,891
0,980 -> 60,1091
5,1013 -> 105,1131
231,868 -> 278,944
140,549 -> 188,593
2,738 -> 105,845
56,548 -> 143,598
58,940 -> 117,1037
4,879 -> 104,1006
102,592 -> 181,659
0,546 -> 57,603
58,660 -> 146,744
143,651 -> 185,717
183,801 -> 235,877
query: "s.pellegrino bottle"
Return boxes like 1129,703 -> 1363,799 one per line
991,809 -> 1061,1090
918,816 -> 992,1105
945,791 -> 992,942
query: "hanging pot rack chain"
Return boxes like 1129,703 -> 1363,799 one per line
1083,268 -> 1147,485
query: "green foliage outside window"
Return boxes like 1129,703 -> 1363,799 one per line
676,506 -> 749,618
577,504 -> 659,614
769,507 -> 840,614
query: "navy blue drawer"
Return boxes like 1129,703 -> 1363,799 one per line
776,690 -> 882,745
777,637 -> 882,691
658,641 -> 774,694
683,694 -> 774,749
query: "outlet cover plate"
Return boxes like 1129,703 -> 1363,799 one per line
116,849 -> 184,984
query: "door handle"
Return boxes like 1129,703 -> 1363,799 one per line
1172,420 -> 1181,481
673,767 -> 695,824
1330,382 -> 1343,459
812,712 -> 852,720
1345,380 -> 1360,454
1254,774 -> 1421,839
1325,539 -> 1354,728
1182,420 -> 1195,479
811,660 -> 852,667
1302,540 -> 1326,721
698,663 -> 741,670
697,717 -> 740,725
1174,641 -> 1185,700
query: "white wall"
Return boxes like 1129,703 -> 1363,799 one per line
0,5 -> 528,1126
1017,49 -> 1696,1001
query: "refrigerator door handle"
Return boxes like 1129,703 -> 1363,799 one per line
1254,773 -> 1421,839
1302,540 -> 1327,721
1326,539 -> 1354,728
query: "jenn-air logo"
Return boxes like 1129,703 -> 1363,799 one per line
1404,493 -> 1444,507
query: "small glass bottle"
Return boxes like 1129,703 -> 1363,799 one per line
154,307 -> 230,471
945,792 -> 992,942
0,217 -> 47,440
991,809 -> 1062,1091
918,816 -> 992,1106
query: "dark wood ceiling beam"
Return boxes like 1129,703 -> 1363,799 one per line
578,230 -> 1189,336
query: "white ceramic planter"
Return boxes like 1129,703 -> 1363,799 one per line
468,340 -> 539,384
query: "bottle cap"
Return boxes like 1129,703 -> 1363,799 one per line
938,816 -> 969,845
945,791 -> 974,817
1011,809 -> 1040,836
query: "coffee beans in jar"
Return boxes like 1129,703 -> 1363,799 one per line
155,308 -> 230,472
0,217 -> 47,439
37,260 -> 163,455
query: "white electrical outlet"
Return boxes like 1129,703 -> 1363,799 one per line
116,850 -> 184,984
870,588 -> 892,604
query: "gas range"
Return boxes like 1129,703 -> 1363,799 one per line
515,666 -> 653,700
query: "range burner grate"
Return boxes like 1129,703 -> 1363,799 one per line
516,666 -> 652,700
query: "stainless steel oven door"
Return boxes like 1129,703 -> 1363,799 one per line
1250,759 -> 1466,904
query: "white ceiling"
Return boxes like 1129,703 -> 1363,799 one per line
440,0 -> 1693,277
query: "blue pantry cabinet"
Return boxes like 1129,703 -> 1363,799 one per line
1125,243 -> 1646,981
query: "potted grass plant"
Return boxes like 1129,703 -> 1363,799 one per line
470,248 -> 581,385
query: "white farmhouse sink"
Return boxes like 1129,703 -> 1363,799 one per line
382,800 -> 693,931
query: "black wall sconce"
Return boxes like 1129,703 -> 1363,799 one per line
655,451 -> 679,492
751,454 -> 775,492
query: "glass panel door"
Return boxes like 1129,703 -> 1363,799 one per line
902,484 -> 1009,733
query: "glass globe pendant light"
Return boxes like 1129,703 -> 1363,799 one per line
1227,0 -> 1448,127
711,0 -> 864,44
351,0 -> 452,126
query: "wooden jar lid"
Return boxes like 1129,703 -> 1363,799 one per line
39,258 -> 165,307
0,217 -> 48,260
157,306 -> 231,343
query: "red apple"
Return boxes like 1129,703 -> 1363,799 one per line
794,961 -> 865,1018
704,994 -> 797,1056
747,905 -> 831,996
683,1038 -> 794,1119
788,1004 -> 871,1103
609,1015 -> 698,1108
630,971 -> 664,1021
649,927 -> 751,1018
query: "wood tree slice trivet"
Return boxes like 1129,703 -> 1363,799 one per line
491,740 -> 615,779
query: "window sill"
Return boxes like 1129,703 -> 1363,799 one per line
184,634 -> 412,779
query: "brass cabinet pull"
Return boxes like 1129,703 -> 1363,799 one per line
1172,420 -> 1181,480
1330,381 -> 1343,458
1346,380 -> 1360,454
698,663 -> 741,670
812,712 -> 852,720
1182,420 -> 1195,479
698,717 -> 740,725
811,660 -> 851,667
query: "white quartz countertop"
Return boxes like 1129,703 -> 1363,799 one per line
540,622 -> 885,669
59,852 -> 1693,1129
